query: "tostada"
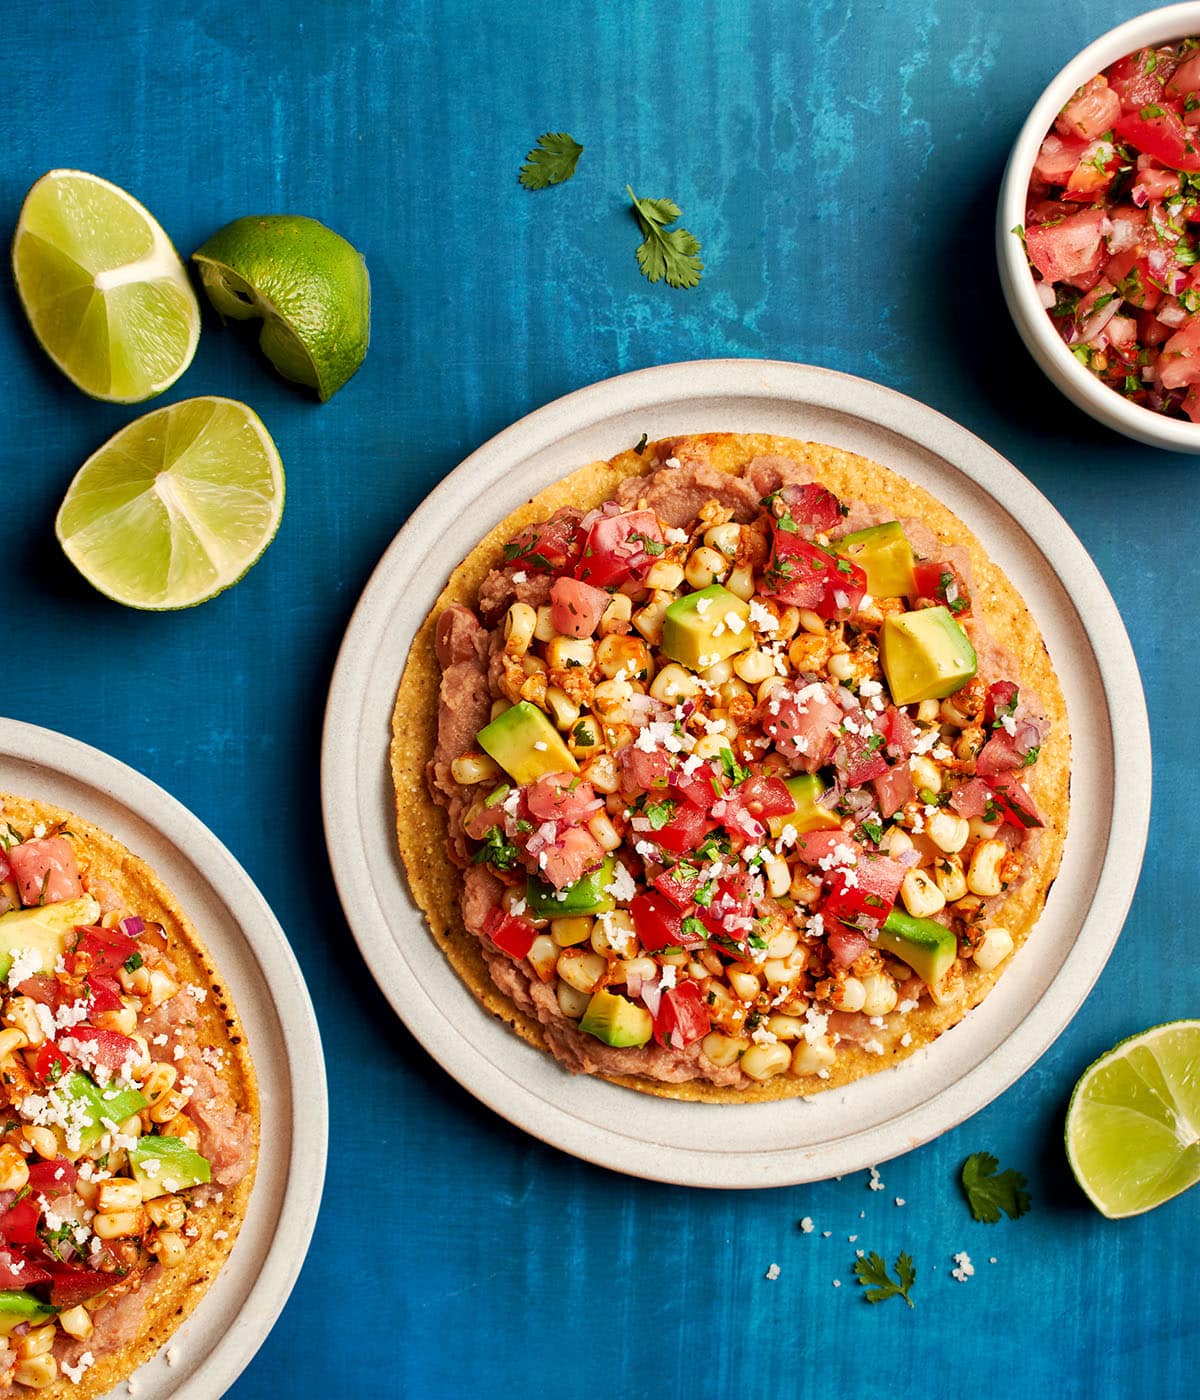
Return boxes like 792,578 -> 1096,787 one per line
392,433 -> 1069,1101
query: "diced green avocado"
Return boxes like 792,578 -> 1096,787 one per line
766,774 -> 843,838
877,909 -> 958,988
579,988 -> 653,1047
0,894 -> 101,983
129,1135 -> 212,1199
833,521 -> 917,598
0,1291 -> 57,1334
476,701 -> 578,785
526,857 -> 617,918
661,585 -> 753,672
57,1070 -> 149,1151
880,606 -> 977,706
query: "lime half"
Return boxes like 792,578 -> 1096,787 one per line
12,169 -> 199,402
192,215 -> 369,401
56,397 -> 284,610
1066,1020 -> 1200,1219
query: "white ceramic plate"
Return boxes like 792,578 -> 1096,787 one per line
0,720 -> 326,1397
322,359 -> 1149,1189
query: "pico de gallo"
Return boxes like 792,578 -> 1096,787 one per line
1022,37 -> 1200,420
431,445 -> 1055,1091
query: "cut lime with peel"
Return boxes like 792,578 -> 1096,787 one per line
56,397 -> 284,610
192,215 -> 369,401
1066,1020 -> 1200,1219
12,169 -> 199,402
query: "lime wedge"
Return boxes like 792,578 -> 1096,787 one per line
192,215 -> 369,401
1066,1020 -> 1200,1218
12,169 -> 199,402
55,397 -> 284,610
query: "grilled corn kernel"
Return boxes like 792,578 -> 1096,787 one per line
909,755 -> 942,794
827,651 -> 855,682
632,591 -> 673,646
916,699 -> 941,723
765,926 -> 798,959
693,734 -> 735,760
145,968 -> 178,1008
15,1328 -> 54,1360
118,963 -> 151,996
556,948 -> 606,994
741,1042 -> 792,1081
592,678 -> 634,722
830,976 -> 866,1013
504,602 -> 537,654
533,604 -> 557,642
150,1229 -> 188,1269
556,981 -> 591,1019
2,997 -> 45,1048
761,854 -> 791,899
598,594 -> 633,636
547,635 -> 596,673
645,559 -> 685,591
973,926 -> 1015,972
883,827 -> 914,858
927,811 -> 969,853
704,522 -> 741,557
928,961 -> 965,1007
790,1036 -> 836,1075
967,839 -> 1007,897
145,1195 -> 187,1231
0,1145 -> 29,1193
550,916 -> 594,948
543,686 -> 580,732
586,811 -> 622,852
860,972 -> 899,1017
649,663 -> 701,704
684,546 -> 728,589
141,1062 -> 178,1104
93,1208 -> 145,1239
98,1179 -> 144,1214
93,1005 -> 139,1037
590,911 -> 634,956
150,1089 -> 190,1125
450,752 -> 502,786
798,608 -> 825,636
0,1028 -> 28,1059
725,563 -> 755,600
13,1354 -> 57,1388
766,1015 -> 806,1041
489,699 -> 510,722
732,649 -> 775,684
701,1032 -> 749,1068
901,868 -> 946,919
728,968 -> 761,1001
968,815 -> 1001,842
160,1113 -> 202,1152
20,1127 -> 57,1161
58,1305 -> 93,1341
933,854 -> 968,902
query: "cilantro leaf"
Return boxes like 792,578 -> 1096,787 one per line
519,132 -> 584,190
644,799 -> 676,831
626,185 -> 704,289
961,1152 -> 1031,1224
471,825 -> 520,873
852,1251 -> 916,1307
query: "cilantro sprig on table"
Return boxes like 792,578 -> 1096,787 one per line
852,1251 -> 916,1307
518,132 -> 584,189
626,186 -> 704,289
961,1152 -> 1031,1223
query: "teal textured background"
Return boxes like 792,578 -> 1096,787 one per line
0,2 -> 1196,1396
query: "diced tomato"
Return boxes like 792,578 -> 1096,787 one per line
791,829 -> 860,867
948,777 -> 993,819
1185,384 -> 1200,422
813,555 -> 867,622
1108,50 -> 1172,113
574,510 -> 664,589
653,980 -> 711,1049
1115,107 -> 1200,172
525,773 -> 597,823
991,779 -> 1046,830
911,559 -> 971,617
840,731 -> 889,787
878,706 -> 918,756
6,838 -> 83,907
0,850 -> 9,883
482,908 -> 538,959
983,680 -> 1020,727
696,876 -> 755,947
41,1263 -> 113,1309
652,801 -> 713,856
33,1042 -> 71,1086
619,746 -> 673,798
504,508 -> 584,574
827,924 -> 869,967
1025,208 -> 1107,287
68,926 -> 138,981
1032,132 -> 1090,186
822,856 -> 904,929
27,1160 -> 76,1196
1138,308 -> 1171,346
0,1196 -> 39,1249
774,482 -> 844,532
760,532 -> 834,609
537,827 -> 605,889
720,773 -> 795,842
549,577 -> 610,640
1064,140 -> 1119,201
760,683 -> 842,773
872,763 -> 913,819
651,862 -> 706,910
855,855 -> 907,910
1168,51 -> 1200,99
80,980 -> 123,1016
630,890 -> 685,953
1056,76 -> 1123,142
1158,317 -> 1200,388
1133,166 -> 1183,203
58,1027 -> 140,1079
671,761 -> 723,811
0,1247 -> 49,1291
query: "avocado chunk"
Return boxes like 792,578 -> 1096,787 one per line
661,586 -> 753,671
526,856 -> 617,918
766,774 -> 843,838
129,1135 -> 212,1199
0,894 -> 101,983
476,701 -> 578,785
57,1070 -> 149,1151
833,521 -> 917,598
880,606 -> 977,706
878,909 -> 957,987
0,1291 -> 57,1334
579,988 -> 653,1047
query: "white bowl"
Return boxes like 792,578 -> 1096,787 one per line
997,2 -> 1200,453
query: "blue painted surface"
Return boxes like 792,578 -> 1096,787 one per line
0,1 -> 1196,1396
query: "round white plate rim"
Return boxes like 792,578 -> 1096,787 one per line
322,357 -> 1150,1189
0,719 -> 327,1396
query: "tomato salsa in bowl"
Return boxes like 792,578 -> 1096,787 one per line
998,4 -> 1200,452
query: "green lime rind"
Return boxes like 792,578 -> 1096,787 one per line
55,396 -> 285,611
192,215 -> 370,402
12,169 -> 199,403
1065,1019 -> 1200,1220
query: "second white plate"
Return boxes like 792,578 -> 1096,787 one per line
322,359 -> 1149,1189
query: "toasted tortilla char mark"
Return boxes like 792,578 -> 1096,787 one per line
0,792 -> 259,1399
391,433 -> 1070,1103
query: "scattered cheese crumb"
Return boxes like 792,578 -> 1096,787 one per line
821,1231 -> 832,1238
511,570 -> 528,584
894,1197 -> 906,1207
951,1251 -> 975,1283
989,1256 -> 998,1265
166,1347 -> 180,1367
832,1279 -> 841,1288
867,1166 -> 884,1192
764,1263 -> 781,1281
848,1234 -> 858,1243
61,1352 -> 95,1384
799,1217 -> 814,1234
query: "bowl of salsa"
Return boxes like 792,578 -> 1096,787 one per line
998,4 -> 1200,451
